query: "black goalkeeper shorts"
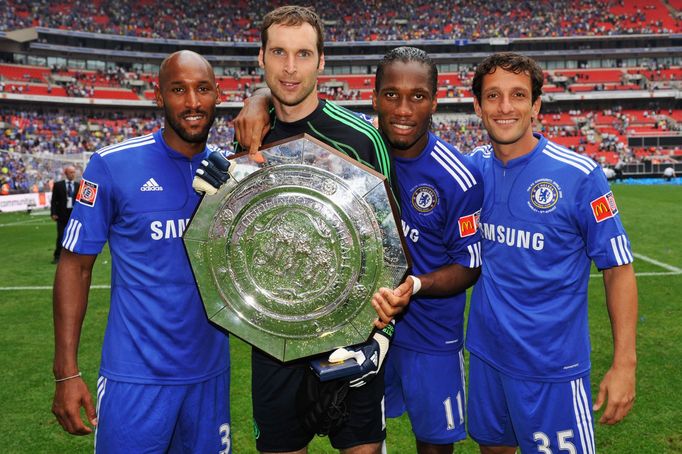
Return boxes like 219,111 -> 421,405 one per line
251,347 -> 386,452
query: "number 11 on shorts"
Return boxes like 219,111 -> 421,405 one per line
443,391 -> 465,430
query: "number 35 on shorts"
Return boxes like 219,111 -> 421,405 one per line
533,430 -> 578,454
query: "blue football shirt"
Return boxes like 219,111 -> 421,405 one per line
392,132 -> 483,354
465,133 -> 633,380
63,130 -> 229,384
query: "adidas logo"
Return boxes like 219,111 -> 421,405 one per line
140,178 -> 164,192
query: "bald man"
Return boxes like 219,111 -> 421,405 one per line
52,51 -> 232,453
50,165 -> 78,264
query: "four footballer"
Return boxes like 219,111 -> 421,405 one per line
50,6 -> 637,454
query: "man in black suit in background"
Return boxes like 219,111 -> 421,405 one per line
50,165 -> 78,264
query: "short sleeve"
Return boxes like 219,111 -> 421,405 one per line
444,168 -> 484,269
61,153 -> 115,255
575,168 -> 633,270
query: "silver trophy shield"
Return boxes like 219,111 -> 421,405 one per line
184,134 -> 410,361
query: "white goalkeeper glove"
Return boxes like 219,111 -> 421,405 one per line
192,151 -> 234,195
328,320 -> 395,388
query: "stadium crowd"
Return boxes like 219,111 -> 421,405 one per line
4,102 -> 680,195
2,0 -> 680,42
0,109 -> 234,193
432,116 -> 488,152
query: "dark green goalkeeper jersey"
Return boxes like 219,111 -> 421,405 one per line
249,99 -> 394,185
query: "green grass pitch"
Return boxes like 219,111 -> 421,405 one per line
0,184 -> 680,453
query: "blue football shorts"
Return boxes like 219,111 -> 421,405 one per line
468,354 -> 595,454
94,371 -> 231,453
385,345 -> 466,444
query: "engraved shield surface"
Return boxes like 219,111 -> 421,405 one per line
184,134 -> 409,361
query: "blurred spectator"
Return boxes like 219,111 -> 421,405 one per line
663,166 -> 676,181
615,158 -> 625,181
50,165 -> 78,264
602,165 -> 616,181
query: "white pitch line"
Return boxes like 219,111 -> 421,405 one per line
633,253 -> 682,273
629,271 -> 682,276
590,271 -> 681,278
0,218 -> 53,228
0,285 -> 110,291
589,252 -> 682,278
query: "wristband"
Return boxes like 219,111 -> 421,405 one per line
409,275 -> 422,295
55,372 -> 82,383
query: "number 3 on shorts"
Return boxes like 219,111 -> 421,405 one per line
219,423 -> 231,454
533,430 -> 577,454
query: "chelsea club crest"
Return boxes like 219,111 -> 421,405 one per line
411,185 -> 438,213
528,179 -> 561,213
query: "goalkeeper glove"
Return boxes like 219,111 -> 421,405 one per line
328,320 -> 395,388
192,150 -> 233,195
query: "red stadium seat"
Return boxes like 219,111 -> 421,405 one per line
92,89 -> 140,100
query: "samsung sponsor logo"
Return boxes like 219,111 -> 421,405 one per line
150,218 -> 190,240
480,222 -> 544,251
401,220 -> 419,243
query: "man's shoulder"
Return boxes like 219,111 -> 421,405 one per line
317,101 -> 383,145
460,144 -> 493,173
465,144 -> 493,161
537,138 -> 599,178
425,135 -> 482,193
93,133 -> 158,163
304,101 -> 390,175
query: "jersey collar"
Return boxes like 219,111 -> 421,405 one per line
492,132 -> 547,168
392,131 -> 437,162
271,99 -> 326,132
155,129 -> 209,162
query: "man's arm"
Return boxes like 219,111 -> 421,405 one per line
373,264 -> 481,327
593,263 -> 637,424
342,263 -> 480,385
52,249 -> 98,435
233,88 -> 272,157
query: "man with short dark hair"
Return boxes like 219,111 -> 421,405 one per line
246,6 -> 394,454
52,50 -> 231,453
465,52 -> 637,454
371,46 -> 483,454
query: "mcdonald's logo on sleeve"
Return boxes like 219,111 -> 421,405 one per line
590,191 -> 618,223
458,212 -> 478,237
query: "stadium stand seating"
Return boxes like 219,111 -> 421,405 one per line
1,1 -> 681,194
90,88 -> 139,100
2,0 -> 681,41
0,64 -> 51,82
3,63 -> 679,101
